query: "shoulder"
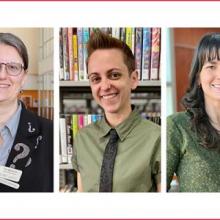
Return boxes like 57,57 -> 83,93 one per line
167,111 -> 190,127
139,118 -> 160,136
21,107 -> 53,132
76,120 -> 100,137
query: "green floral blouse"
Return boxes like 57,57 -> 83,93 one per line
167,112 -> 220,192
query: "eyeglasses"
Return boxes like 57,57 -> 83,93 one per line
0,62 -> 24,76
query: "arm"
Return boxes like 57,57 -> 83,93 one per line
76,172 -> 83,192
166,116 -> 182,191
151,136 -> 161,192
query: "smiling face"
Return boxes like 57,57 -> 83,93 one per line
0,43 -> 27,105
199,59 -> 220,106
88,49 -> 138,117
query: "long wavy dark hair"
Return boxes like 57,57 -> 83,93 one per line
181,32 -> 220,150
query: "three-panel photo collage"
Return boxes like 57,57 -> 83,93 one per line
0,27 -> 219,193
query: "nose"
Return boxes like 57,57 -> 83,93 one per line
100,78 -> 111,91
0,64 -> 7,79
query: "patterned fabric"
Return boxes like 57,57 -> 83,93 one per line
99,129 -> 119,192
0,102 -> 21,166
167,111 -> 220,192
0,101 -> 53,192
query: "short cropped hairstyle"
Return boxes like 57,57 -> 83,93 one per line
0,32 -> 29,70
86,30 -> 135,75
182,32 -> 220,150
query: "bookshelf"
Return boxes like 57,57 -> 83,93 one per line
38,28 -> 54,120
59,27 -> 161,192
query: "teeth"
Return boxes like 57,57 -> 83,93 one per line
102,93 -> 117,99
212,84 -> 220,88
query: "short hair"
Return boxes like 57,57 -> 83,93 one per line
86,30 -> 135,75
0,32 -> 29,70
182,32 -> 220,150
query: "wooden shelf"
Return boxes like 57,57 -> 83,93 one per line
60,80 -> 161,93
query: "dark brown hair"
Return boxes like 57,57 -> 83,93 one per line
182,32 -> 220,150
0,32 -> 28,70
86,30 -> 135,75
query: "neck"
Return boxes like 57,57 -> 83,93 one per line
0,100 -> 18,127
205,100 -> 220,131
105,106 -> 132,128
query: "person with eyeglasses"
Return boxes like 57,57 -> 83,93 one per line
0,32 -> 53,192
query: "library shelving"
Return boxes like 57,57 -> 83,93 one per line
59,27 -> 161,192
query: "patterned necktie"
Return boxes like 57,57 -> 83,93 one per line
99,129 -> 119,192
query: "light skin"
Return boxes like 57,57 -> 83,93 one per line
77,48 -> 161,192
0,44 -> 27,129
88,48 -> 138,127
199,59 -> 220,131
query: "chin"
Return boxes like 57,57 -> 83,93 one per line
102,106 -> 119,114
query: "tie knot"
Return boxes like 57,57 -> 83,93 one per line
109,129 -> 118,142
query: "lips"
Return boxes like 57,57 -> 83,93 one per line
211,84 -> 220,88
0,83 -> 10,88
101,93 -> 118,100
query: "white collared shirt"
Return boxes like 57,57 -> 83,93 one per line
0,102 -> 22,166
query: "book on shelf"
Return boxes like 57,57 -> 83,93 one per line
150,28 -> 161,80
59,27 -> 161,82
59,114 -> 102,165
135,27 -> 143,80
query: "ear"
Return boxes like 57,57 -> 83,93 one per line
130,70 -> 139,90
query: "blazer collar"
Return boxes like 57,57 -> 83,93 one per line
6,102 -> 42,170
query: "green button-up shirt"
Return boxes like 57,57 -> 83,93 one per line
72,109 -> 161,192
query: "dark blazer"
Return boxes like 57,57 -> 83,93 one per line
0,103 -> 53,192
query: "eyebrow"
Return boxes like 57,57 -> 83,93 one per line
204,60 -> 219,65
88,68 -> 122,77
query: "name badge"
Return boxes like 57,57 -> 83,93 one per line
0,177 -> 20,189
0,165 -> 22,182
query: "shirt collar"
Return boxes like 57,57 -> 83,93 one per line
98,106 -> 141,141
4,102 -> 22,138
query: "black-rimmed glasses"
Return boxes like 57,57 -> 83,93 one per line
0,62 -> 24,76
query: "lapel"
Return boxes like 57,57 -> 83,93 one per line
6,102 -> 42,171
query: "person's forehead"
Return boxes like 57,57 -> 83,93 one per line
0,43 -> 23,62
90,48 -> 123,58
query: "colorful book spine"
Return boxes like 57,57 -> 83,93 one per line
126,27 -> 132,50
142,28 -> 152,80
77,28 -> 84,81
67,28 -> 73,80
83,28 -> 89,81
78,114 -> 84,129
72,114 -> 78,138
72,28 -> 78,81
59,28 -> 64,80
135,28 -> 143,80
131,28 -> 135,54
59,118 -> 68,163
62,28 -> 69,81
120,28 -> 126,43
111,28 -> 120,39
65,115 -> 73,164
150,28 -> 161,80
